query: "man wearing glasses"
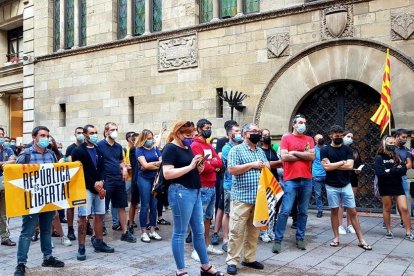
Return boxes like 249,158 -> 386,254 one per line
272,114 -> 315,254
226,123 -> 269,275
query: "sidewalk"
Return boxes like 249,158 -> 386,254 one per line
1,210 -> 414,275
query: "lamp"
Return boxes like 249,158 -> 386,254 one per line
217,90 -> 247,120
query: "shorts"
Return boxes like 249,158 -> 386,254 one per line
223,189 -> 231,214
105,182 -> 128,209
130,179 -> 140,204
78,190 -> 105,216
201,187 -> 216,220
326,183 -> 356,209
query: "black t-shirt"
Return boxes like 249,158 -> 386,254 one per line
65,143 -> 77,157
215,137 -> 229,154
320,144 -> 353,188
261,147 -> 279,181
162,143 -> 201,189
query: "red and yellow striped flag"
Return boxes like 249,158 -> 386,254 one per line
370,48 -> 391,135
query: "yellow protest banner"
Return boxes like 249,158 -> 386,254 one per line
253,166 -> 284,230
4,162 -> 87,218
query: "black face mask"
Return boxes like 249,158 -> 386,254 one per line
248,133 -> 261,144
386,144 -> 395,152
399,139 -> 407,146
333,138 -> 343,145
263,136 -> 271,145
318,139 -> 325,146
201,130 -> 212,139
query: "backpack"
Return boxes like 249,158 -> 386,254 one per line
152,165 -> 170,206
17,148 -> 31,164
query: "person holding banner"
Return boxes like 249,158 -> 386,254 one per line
14,126 -> 64,276
72,124 -> 115,261
225,123 -> 269,275
0,127 -> 17,247
272,114 -> 315,254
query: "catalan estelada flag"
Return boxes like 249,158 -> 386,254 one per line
370,48 -> 391,135
253,167 -> 284,230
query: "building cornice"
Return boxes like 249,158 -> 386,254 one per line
35,0 -> 371,62
0,63 -> 23,78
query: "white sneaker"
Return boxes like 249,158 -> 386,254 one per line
51,241 -> 54,248
191,249 -> 200,261
346,225 -> 356,234
207,244 -> 224,255
61,236 -> 72,246
260,233 -> 271,243
338,225 -> 347,235
149,231 -> 162,240
140,233 -> 151,243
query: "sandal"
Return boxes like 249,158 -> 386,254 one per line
329,241 -> 340,247
358,243 -> 372,251
201,265 -> 224,276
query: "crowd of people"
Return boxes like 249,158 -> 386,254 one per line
0,116 -> 413,276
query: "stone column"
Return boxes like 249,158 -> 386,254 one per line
144,0 -> 151,34
211,0 -> 219,22
126,0 -> 133,38
236,0 -> 243,17
59,0 -> 65,50
73,0 -> 79,47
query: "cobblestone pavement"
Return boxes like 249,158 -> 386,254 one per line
1,209 -> 414,276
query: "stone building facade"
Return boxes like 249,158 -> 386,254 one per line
1,0 -> 414,210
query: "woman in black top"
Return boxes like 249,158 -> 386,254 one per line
162,121 -> 223,276
375,136 -> 412,240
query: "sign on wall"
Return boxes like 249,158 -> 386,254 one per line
158,34 -> 198,71
4,162 -> 87,218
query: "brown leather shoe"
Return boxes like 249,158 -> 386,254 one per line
1,238 -> 16,246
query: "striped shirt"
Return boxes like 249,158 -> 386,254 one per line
228,142 -> 268,204
16,146 -> 57,165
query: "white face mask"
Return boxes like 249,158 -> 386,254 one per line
296,124 -> 306,134
343,137 -> 353,146
109,130 -> 118,140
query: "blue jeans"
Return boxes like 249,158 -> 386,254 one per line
274,179 -> 312,241
17,211 -> 55,264
138,174 -> 157,228
168,184 -> 209,269
312,176 -> 325,212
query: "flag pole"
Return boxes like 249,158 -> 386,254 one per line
388,48 -> 391,137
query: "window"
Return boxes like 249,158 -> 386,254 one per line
118,0 -> 127,39
65,0 -> 74,49
59,103 -> 66,127
200,0 -> 213,23
7,27 -> 23,62
244,0 -> 259,14
216,88 -> 223,118
128,96 -> 135,123
134,0 -> 145,35
79,0 -> 87,46
53,0 -> 60,51
152,0 -> 162,32
220,0 -> 236,19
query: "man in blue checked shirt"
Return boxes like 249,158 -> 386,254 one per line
225,123 -> 269,275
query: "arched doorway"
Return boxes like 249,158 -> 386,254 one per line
296,80 -> 387,211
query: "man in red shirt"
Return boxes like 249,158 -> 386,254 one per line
190,119 -> 224,260
272,114 -> 315,254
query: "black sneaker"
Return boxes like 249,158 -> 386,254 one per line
112,224 -> 122,231
77,246 -> 86,261
128,225 -> 134,235
67,227 -> 76,241
41,256 -> 64,268
60,218 -> 68,224
86,222 -> 93,236
31,230 -> 39,242
14,263 -> 26,276
94,240 -> 115,253
185,232 -> 192,243
157,218 -> 171,225
146,224 -> 159,231
316,211 -> 323,218
102,227 -> 107,236
211,232 -> 220,245
291,221 -> 298,229
51,230 -> 60,237
121,231 -> 137,243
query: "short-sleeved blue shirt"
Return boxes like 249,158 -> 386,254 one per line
312,146 -> 326,177
0,146 -> 16,176
222,141 -> 235,191
97,139 -> 123,183
136,146 -> 161,179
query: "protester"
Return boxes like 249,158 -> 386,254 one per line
134,129 -> 163,243
321,125 -> 371,250
272,114 -> 315,254
190,119 -> 224,260
98,122 -> 136,243
312,134 -> 326,218
162,121 -> 223,276
375,136 -> 414,240
226,123 -> 269,275
0,127 -> 16,246
14,126 -> 64,276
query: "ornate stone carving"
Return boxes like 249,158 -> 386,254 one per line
267,32 -> 290,58
158,34 -> 198,72
391,13 -> 414,40
321,4 -> 353,40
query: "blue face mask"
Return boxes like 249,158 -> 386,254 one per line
37,137 -> 50,149
76,134 -> 85,143
144,140 -> 154,148
88,134 -> 99,144
3,142 -> 10,148
0,138 -> 4,145
232,133 -> 243,143
182,138 -> 193,147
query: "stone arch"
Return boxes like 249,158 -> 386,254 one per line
254,38 -> 414,134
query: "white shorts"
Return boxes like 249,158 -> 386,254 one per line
78,190 -> 105,216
